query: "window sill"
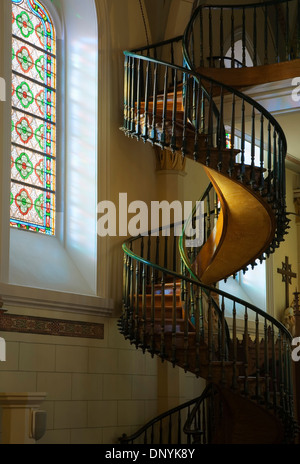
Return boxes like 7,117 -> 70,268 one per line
0,282 -> 113,317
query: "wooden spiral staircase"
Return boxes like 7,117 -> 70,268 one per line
118,0 -> 299,444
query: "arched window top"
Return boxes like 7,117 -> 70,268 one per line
225,39 -> 253,68
11,0 -> 56,235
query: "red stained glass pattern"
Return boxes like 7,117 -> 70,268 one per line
11,0 -> 56,235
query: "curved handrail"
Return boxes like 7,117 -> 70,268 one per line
122,237 -> 292,341
190,0 -> 294,11
119,385 -> 214,444
124,50 -> 288,155
130,35 -> 183,54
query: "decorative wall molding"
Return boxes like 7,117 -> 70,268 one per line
0,308 -> 104,340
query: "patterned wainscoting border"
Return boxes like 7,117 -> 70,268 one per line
0,311 -> 104,339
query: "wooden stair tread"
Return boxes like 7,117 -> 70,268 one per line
195,59 -> 300,89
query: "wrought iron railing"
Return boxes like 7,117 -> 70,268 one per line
119,0 -> 297,442
184,0 -> 300,70
122,45 -> 289,260
119,218 -> 296,441
119,383 -> 219,445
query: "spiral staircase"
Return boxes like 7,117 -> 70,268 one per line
118,0 -> 299,444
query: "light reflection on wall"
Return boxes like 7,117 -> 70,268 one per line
219,260 -> 267,318
64,0 -> 98,291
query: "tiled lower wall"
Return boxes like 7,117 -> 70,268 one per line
0,314 -> 204,444
0,316 -> 159,444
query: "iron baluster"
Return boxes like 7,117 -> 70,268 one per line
259,113 -> 265,194
255,312 -> 261,401
264,4 -> 268,64
129,257 -> 134,339
173,234 -> 177,273
220,8 -> 224,67
147,234 -> 151,284
232,301 -> 237,391
142,60 -> 150,142
141,262 -> 147,351
195,286 -> 201,376
183,280 -> 189,372
217,85 -> 224,172
273,130 -> 278,205
135,58 -> 142,138
160,272 -> 166,360
286,0 -> 290,61
243,306 -> 249,397
160,66 -> 169,148
242,7 -> 246,67
181,73 -> 189,157
253,7 -> 257,66
231,8 -> 235,68
123,55 -> 129,130
240,98 -> 246,181
200,7 -> 204,67
134,260 -> 140,345
250,105 -> 256,187
267,121 -> 272,200
155,235 -> 160,282
229,93 -> 235,177
209,7 -> 213,67
150,267 -> 155,356
276,3 -> 279,62
207,82 -> 213,166
264,319 -> 270,408
208,294 -> 213,383
150,62 -> 158,143
170,68 -> 178,153
221,296 -> 226,387
171,277 -> 177,367
278,331 -> 285,413
164,235 -> 168,269
271,323 -> 278,412
130,56 -> 136,134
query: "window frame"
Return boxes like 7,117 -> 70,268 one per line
11,0 -> 57,236
0,0 -> 112,315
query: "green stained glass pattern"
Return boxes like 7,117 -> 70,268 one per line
12,37 -> 56,88
10,182 -> 55,233
12,73 -> 54,120
16,10 -> 34,38
11,145 -> 56,192
11,0 -> 56,236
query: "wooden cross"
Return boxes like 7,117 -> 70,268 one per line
277,256 -> 297,308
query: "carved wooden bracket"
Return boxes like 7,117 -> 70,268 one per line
154,146 -> 186,173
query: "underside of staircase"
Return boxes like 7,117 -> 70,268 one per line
118,0 -> 299,445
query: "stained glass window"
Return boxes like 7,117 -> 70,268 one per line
11,0 -> 56,235
225,132 -> 232,149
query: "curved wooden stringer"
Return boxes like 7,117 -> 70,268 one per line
194,166 -> 276,285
